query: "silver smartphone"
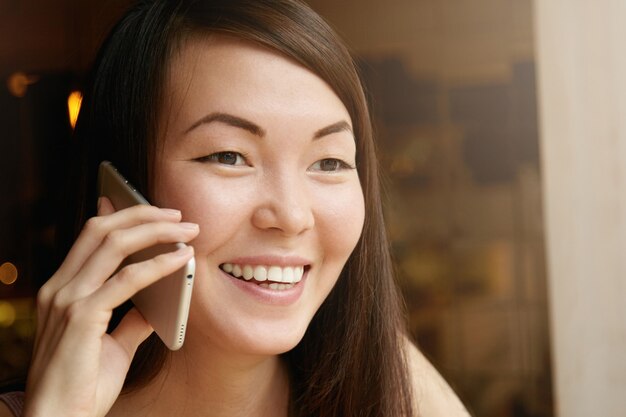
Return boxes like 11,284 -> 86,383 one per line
97,160 -> 195,351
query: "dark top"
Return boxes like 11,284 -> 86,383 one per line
0,391 -> 24,416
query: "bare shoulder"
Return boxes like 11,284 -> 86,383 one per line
403,336 -> 472,417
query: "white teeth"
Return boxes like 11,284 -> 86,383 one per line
294,266 -> 303,283
283,267 -> 294,283
267,266 -> 282,282
242,265 -> 254,281
221,263 -> 306,284
267,283 -> 294,290
253,265 -> 267,282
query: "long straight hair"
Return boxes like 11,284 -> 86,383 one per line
59,1 -> 414,415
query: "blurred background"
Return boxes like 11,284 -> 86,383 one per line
0,1 -> 552,416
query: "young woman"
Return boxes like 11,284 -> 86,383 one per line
1,1 -> 470,416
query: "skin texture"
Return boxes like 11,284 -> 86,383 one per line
152,34 -> 365,359
115,34 -> 366,417
23,203 -> 198,417
405,340 -> 472,417
9,33 -> 472,417
21,35 -> 365,417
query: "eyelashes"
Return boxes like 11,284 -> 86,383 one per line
195,152 -> 356,173
195,151 -> 249,166
309,158 -> 355,172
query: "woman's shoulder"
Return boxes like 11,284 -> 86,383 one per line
402,337 -> 472,417
0,391 -> 24,417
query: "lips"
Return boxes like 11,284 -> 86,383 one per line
220,263 -> 306,290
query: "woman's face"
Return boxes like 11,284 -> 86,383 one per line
152,35 -> 364,356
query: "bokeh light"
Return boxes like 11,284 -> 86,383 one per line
0,262 -> 18,285
67,90 -> 83,129
0,301 -> 16,327
6,72 -> 38,98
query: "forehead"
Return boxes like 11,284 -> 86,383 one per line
161,34 -> 351,135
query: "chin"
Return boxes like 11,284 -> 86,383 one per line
234,316 -> 311,355
187,302 -> 312,357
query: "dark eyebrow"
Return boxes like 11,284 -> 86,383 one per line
185,112 -> 266,137
185,112 -> 352,140
313,120 -> 353,139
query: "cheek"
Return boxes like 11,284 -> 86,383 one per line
152,162 -> 365,262
313,183 -> 365,261
151,170 -> 254,253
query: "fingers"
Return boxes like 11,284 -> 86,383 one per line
35,244 -> 190,364
52,202 -> 183,290
98,195 -> 116,216
87,244 -> 194,312
26,197 -> 198,417
38,203 -> 186,312
62,220 -> 198,299
110,307 -> 154,362
33,243 -> 194,372
35,199 -> 194,346
35,219 -> 197,351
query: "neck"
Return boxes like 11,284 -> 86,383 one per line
111,339 -> 290,417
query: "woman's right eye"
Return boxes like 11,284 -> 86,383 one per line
197,151 -> 247,166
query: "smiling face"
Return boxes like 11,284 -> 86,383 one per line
150,34 -> 365,356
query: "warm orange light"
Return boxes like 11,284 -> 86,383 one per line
6,72 -> 38,98
0,262 -> 18,285
67,90 -> 83,129
0,301 -> 16,327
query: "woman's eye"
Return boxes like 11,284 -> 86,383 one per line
201,151 -> 247,166
310,158 -> 354,172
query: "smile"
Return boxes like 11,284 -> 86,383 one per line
219,263 -> 306,290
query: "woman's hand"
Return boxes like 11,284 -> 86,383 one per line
23,197 -> 199,417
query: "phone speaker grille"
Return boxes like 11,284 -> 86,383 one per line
179,323 -> 186,342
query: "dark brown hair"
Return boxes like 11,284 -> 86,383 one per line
60,0 -> 414,415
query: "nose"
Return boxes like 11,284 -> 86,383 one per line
251,173 -> 314,236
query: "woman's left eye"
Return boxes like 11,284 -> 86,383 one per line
310,158 -> 354,172
198,151 -> 247,166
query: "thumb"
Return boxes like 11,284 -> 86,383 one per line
111,307 -> 154,360
97,196 -> 116,216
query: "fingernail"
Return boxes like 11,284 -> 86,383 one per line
161,208 -> 181,216
174,245 -> 194,256
179,222 -> 199,230
97,196 -> 103,212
